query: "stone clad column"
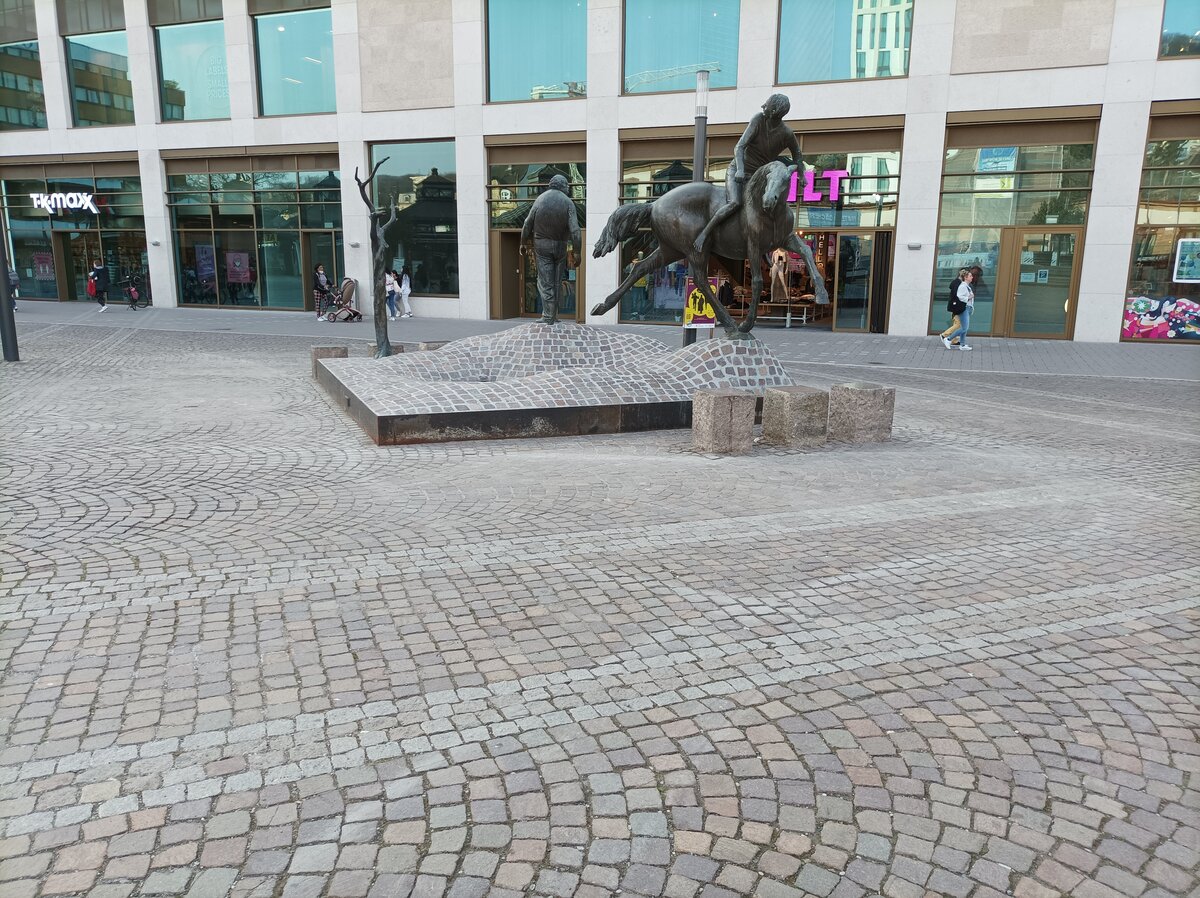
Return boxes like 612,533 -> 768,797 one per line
585,0 -> 622,325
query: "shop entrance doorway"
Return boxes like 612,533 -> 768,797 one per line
991,227 -> 1082,339
490,229 -> 585,321
56,232 -> 100,301
734,229 -> 891,332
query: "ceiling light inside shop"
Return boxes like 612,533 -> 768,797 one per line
284,77 -> 302,84
304,56 -> 322,64
277,25 -> 285,31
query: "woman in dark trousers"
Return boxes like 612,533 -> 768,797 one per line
312,264 -> 333,319
89,259 -> 110,312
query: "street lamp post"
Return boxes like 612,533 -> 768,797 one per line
684,70 -> 710,347
0,201 -> 19,362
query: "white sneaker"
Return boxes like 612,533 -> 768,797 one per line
940,336 -> 952,349
98,305 -> 107,312
959,344 -> 973,351
402,312 -> 413,318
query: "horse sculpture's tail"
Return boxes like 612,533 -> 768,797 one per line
592,203 -> 653,258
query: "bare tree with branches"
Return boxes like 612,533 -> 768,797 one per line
354,159 -> 398,358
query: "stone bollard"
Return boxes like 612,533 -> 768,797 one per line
367,344 -> 404,357
828,381 -> 895,443
762,385 -> 829,447
418,341 -> 448,351
310,345 -> 348,379
693,389 -> 756,454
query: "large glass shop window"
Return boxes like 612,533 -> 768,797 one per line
779,0 -> 913,84
930,143 -> 1094,335
0,40 -> 46,130
1,175 -> 148,301
169,169 -> 343,309
487,0 -> 587,102
156,20 -> 230,121
65,30 -> 135,126
487,162 -> 586,230
370,141 -> 460,295
1123,138 -> 1200,342
624,0 -> 740,94
254,8 -> 335,116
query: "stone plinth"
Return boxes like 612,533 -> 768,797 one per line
693,389 -> 756,454
311,345 -> 348,379
762,385 -> 829,447
316,323 -> 793,445
828,381 -> 895,443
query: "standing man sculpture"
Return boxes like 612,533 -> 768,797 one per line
521,174 -> 581,325
693,93 -> 803,253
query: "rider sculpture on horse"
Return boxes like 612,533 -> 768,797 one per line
590,93 -> 828,338
693,93 -> 803,255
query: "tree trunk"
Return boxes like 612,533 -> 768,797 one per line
354,160 -> 398,359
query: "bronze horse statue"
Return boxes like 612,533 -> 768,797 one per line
590,160 -> 828,338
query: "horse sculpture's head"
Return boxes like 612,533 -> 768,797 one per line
756,160 -> 795,216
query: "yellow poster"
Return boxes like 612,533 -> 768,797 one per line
683,277 -> 717,328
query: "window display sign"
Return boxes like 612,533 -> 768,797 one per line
1173,238 -> 1200,283
195,244 -> 215,281
29,192 -> 98,214
226,252 -> 252,283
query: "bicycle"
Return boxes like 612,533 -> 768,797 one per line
118,275 -> 150,310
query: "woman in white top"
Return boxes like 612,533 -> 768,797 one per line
384,270 -> 398,320
398,265 -> 413,318
942,270 -> 975,351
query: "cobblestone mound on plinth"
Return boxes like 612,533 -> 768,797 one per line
317,322 -> 793,444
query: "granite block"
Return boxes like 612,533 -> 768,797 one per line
762,386 -> 829,447
693,389 -> 755,455
828,382 -> 895,443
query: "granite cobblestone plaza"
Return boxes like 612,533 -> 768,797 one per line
1,313 -> 1198,898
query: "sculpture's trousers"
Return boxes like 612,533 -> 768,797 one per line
534,238 -> 567,323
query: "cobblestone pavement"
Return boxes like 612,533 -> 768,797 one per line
1,323 -> 1197,898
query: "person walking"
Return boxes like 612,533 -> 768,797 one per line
398,265 -> 413,318
384,269 -> 398,320
6,265 -> 18,312
89,259 -> 110,312
942,269 -> 975,350
939,268 -> 968,346
312,264 -> 332,320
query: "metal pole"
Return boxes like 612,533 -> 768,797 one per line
0,199 -> 19,362
685,70 -> 710,348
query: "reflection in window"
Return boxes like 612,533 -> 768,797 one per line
65,31 -> 134,126
156,21 -> 229,121
488,162 -> 586,229
370,142 -> 459,295
1161,0 -> 1200,58
1124,139 -> 1200,341
779,0 -> 913,84
624,0 -> 739,94
488,0 -> 586,102
254,9 -> 335,116
619,157 -> 730,202
0,41 -> 46,130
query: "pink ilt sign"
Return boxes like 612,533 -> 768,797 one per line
787,169 -> 850,203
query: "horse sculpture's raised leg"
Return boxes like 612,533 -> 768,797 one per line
737,250 -> 767,335
589,247 -> 671,316
784,233 -> 829,305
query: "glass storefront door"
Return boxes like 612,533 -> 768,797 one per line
833,233 -> 874,331
61,232 -> 100,300
994,228 -> 1082,338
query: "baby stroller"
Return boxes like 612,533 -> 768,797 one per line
324,277 -> 362,322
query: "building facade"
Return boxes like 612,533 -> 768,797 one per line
1,0 -> 1198,343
